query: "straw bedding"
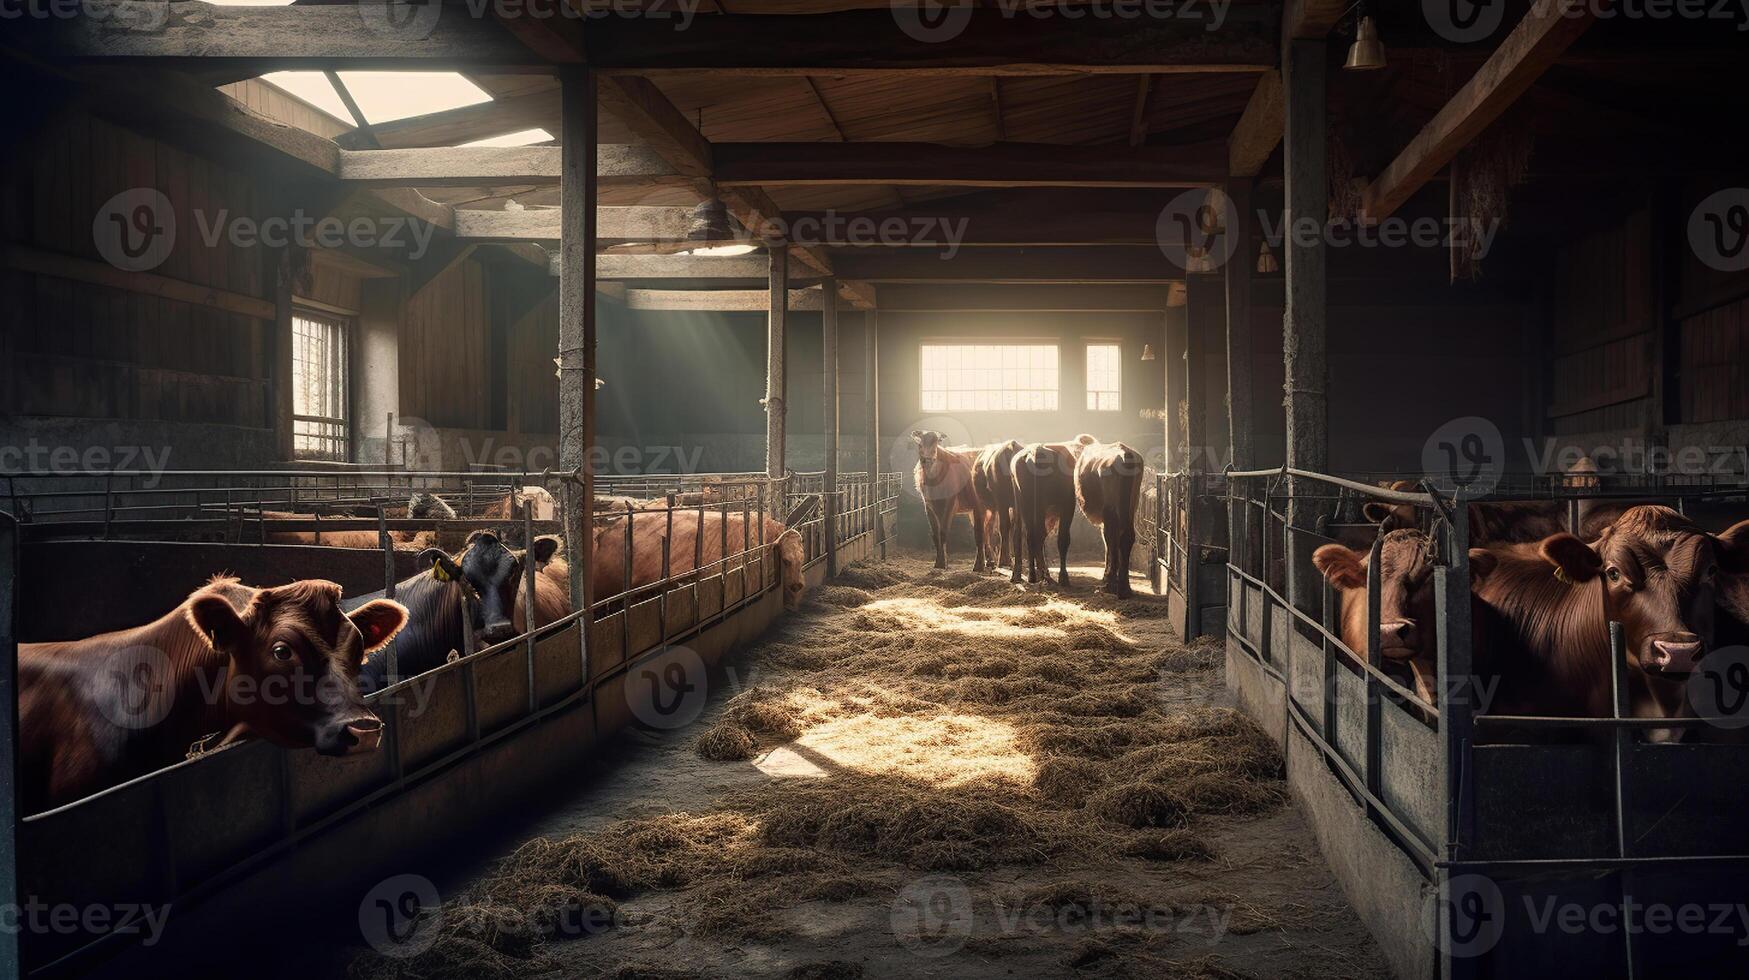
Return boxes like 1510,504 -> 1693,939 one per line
350,554 -> 1293,979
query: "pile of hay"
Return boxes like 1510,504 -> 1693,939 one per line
353,554 -> 1288,978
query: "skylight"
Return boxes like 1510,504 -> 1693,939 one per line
257,71 -> 492,126
462,129 -> 557,148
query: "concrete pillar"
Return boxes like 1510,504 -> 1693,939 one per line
1283,37 -> 1329,615
765,246 -> 789,482
822,279 -> 839,576
354,278 -> 401,465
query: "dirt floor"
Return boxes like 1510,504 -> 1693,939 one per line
350,551 -> 1389,980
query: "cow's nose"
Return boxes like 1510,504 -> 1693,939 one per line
343,718 -> 383,755
481,621 -> 517,644
1649,636 -> 1704,674
1380,620 -> 1417,650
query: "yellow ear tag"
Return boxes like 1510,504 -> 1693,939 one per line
1553,567 -> 1573,585
432,561 -> 452,582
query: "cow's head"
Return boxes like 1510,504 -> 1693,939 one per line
457,531 -> 562,645
1534,507 -> 1746,676
776,527 -> 806,609
1312,530 -> 1437,662
1361,481 -> 1422,531
408,491 -> 456,520
512,486 -> 557,522
187,580 -> 404,757
912,429 -> 944,470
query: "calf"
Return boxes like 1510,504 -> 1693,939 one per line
912,430 -> 989,571
1011,437 -> 1091,586
1074,440 -> 1144,597
1469,507 -> 1749,740
591,510 -> 808,610
1312,531 -> 1441,705
972,440 -> 1023,570
17,578 -> 405,813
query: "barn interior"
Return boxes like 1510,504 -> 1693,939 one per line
3,2 -> 1749,979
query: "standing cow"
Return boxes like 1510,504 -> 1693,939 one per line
973,440 -> 1023,570
912,430 -> 988,571
1074,440 -> 1144,597
591,509 -> 808,610
17,578 -> 406,813
1011,436 -> 1092,586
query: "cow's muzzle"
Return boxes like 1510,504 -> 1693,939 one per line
1379,620 -> 1420,657
481,620 -> 518,645
1646,634 -> 1704,675
317,715 -> 383,756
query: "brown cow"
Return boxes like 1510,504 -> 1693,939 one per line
260,493 -> 456,550
1363,486 -> 1632,546
1469,507 -> 1749,741
912,430 -> 988,571
1011,436 -> 1092,586
591,510 -> 808,610
1312,531 -> 1442,705
17,578 -> 406,813
1074,440 -> 1145,597
972,440 -> 1023,570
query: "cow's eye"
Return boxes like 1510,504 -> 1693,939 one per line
1606,567 -> 1622,584
271,642 -> 295,663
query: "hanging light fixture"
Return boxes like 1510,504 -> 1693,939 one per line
680,191 -> 758,256
1344,9 -> 1386,72
1140,344 -> 1157,362
1256,240 -> 1279,274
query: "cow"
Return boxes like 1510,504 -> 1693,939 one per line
1074,440 -> 1145,597
468,485 -> 559,548
591,509 -> 808,610
348,533 -> 570,692
1363,459 -> 1638,545
16,578 -> 406,813
972,440 -> 1023,570
259,492 -> 456,550
1312,531 -> 1443,706
1468,506 -> 1749,741
912,430 -> 988,572
1011,436 -> 1092,587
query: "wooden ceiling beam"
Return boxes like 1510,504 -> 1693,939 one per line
1283,0 -> 1350,39
584,8 -> 1274,76
711,141 -> 1227,188
334,145 -> 685,192
337,91 -> 561,151
1227,69 -> 1284,178
1361,0 -> 1598,221
1128,76 -> 1154,147
876,284 -> 1176,312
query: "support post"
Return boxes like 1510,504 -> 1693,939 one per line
0,512 -> 18,980
272,248 -> 295,461
558,68 -> 597,643
1163,307 -> 1188,473
1224,177 -> 1255,574
822,278 -> 840,577
765,245 -> 789,482
865,309 -> 883,558
1283,37 -> 1328,616
1183,274 -> 1214,638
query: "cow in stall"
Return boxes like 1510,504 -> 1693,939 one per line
1363,458 -> 1639,545
259,492 -> 457,550
344,532 -> 568,692
16,578 -> 406,813
912,430 -> 989,572
972,440 -> 1023,570
590,509 -> 808,610
1074,440 -> 1145,597
1312,531 -> 1446,707
1468,506 -> 1749,741
1011,436 -> 1092,586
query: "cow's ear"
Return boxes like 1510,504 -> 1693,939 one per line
187,594 -> 248,652
1362,502 -> 1394,525
420,547 -> 461,582
529,535 -> 562,567
1539,533 -> 1602,584
1468,548 -> 1498,586
1716,520 -> 1749,575
348,600 -> 408,654
1312,544 -> 1366,590
910,430 -> 923,443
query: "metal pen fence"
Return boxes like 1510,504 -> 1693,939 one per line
0,466 -> 898,975
1223,467 -> 1749,978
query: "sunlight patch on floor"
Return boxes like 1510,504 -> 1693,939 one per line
860,594 -> 1133,643
789,710 -> 1035,788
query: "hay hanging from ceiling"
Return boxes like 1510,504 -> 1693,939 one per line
1452,108 -> 1536,280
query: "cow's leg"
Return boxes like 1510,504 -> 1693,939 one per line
1009,506 -> 1026,584
997,506 -> 1014,569
926,506 -> 947,570
1099,520 -> 1119,593
970,502 -> 988,572
1055,516 -> 1072,588
1026,508 -> 1047,584
1113,517 -> 1136,598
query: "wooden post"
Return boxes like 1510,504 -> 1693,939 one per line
822,278 -> 840,577
765,245 -> 789,482
0,513 -> 19,980
1224,178 -> 1255,614
1163,308 -> 1188,473
558,68 -> 597,637
1183,275 -> 1213,638
865,308 -> 883,558
1283,37 -> 1328,615
272,247 -> 295,461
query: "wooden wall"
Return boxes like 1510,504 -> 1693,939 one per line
1,107 -> 275,432
401,258 -> 492,431
1546,208 -> 1657,437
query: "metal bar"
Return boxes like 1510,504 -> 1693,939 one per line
822,276 -> 840,578
377,504 -> 398,685
1609,619 -> 1640,978
766,244 -> 789,480
0,511 -> 19,980
524,503 -> 538,713
1365,532 -> 1384,801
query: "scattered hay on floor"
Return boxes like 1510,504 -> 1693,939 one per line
1124,829 -> 1217,862
695,722 -> 757,761
1087,782 -> 1189,829
785,961 -> 865,980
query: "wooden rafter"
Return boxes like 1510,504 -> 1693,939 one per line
711,141 -> 1227,188
1227,69 -> 1283,178
1128,76 -> 1154,147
